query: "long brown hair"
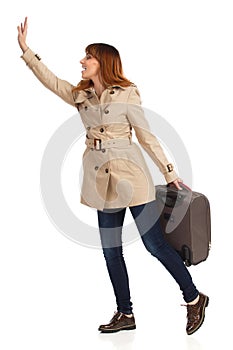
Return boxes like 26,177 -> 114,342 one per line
73,43 -> 132,92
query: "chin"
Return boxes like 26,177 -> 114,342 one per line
82,72 -> 90,79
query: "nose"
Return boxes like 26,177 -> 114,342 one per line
80,57 -> 85,64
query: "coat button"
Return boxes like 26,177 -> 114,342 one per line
100,127 -> 104,132
104,110 -> 109,114
95,166 -> 99,171
102,149 -> 106,153
105,168 -> 109,173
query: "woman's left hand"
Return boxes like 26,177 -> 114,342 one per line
170,178 -> 183,190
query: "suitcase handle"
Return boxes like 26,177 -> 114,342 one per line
156,183 -> 191,207
168,182 -> 192,191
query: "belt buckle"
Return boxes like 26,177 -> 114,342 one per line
94,138 -> 102,150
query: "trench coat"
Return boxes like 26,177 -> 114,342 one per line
21,48 -> 178,210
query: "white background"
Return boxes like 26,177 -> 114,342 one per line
1,0 -> 232,349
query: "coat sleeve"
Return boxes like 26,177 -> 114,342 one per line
21,48 -> 76,106
127,86 -> 178,183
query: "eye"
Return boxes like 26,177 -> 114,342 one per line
86,54 -> 92,60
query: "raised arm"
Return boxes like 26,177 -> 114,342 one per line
17,17 -> 76,107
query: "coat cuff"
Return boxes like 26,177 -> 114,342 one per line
164,168 -> 178,183
21,48 -> 41,66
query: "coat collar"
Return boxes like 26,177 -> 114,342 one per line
83,85 -> 127,92
74,84 -> 133,104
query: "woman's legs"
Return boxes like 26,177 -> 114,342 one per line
97,201 -> 208,334
97,207 -> 133,314
129,200 -> 199,303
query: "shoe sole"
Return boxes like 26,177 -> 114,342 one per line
187,296 -> 209,335
99,324 -> 136,333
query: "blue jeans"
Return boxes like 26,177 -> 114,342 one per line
97,200 -> 199,315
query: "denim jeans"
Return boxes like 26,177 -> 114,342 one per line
97,200 -> 199,314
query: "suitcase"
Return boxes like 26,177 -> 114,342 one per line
155,183 -> 211,266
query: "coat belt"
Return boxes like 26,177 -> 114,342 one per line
85,137 -> 132,150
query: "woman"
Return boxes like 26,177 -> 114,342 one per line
17,17 -> 208,335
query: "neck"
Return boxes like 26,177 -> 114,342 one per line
92,77 -> 105,98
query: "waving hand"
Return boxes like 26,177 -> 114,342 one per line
17,17 -> 29,53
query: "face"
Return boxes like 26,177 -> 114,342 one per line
80,53 -> 100,80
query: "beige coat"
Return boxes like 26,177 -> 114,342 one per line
21,48 -> 178,210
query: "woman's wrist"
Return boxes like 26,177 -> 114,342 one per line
20,43 -> 29,53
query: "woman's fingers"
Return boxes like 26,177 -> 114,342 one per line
172,179 -> 182,190
23,17 -> 28,34
17,17 -> 28,52
18,17 -> 27,36
17,24 -> 23,38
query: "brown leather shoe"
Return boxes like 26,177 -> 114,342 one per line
186,293 -> 209,335
98,312 -> 136,333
